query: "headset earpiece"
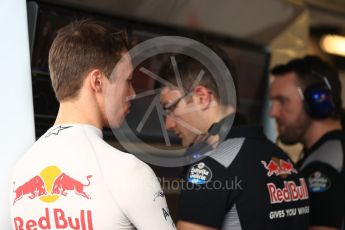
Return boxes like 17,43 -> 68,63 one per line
302,82 -> 336,119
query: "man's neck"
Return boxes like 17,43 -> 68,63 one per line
205,106 -> 235,146
210,105 -> 235,127
303,119 -> 342,149
54,98 -> 103,129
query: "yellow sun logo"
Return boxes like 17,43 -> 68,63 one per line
39,165 -> 61,203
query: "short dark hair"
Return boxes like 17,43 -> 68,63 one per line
271,55 -> 342,117
162,43 -> 238,107
49,19 -> 129,101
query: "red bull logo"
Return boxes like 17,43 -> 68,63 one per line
261,157 -> 298,178
13,166 -> 92,205
12,166 -> 94,229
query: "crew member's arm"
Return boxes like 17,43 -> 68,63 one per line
178,159 -> 232,230
177,221 -> 218,230
303,162 -> 344,230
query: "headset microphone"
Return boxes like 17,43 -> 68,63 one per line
184,114 -> 233,162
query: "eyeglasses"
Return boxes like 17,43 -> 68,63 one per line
163,91 -> 193,116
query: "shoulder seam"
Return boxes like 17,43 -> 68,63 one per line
301,140 -> 343,172
209,138 -> 245,168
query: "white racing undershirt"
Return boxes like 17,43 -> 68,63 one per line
10,124 -> 175,230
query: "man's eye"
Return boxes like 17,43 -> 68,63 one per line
164,108 -> 172,115
279,98 -> 286,105
166,103 -> 177,111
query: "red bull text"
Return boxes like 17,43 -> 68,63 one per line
13,208 -> 93,230
267,178 -> 309,204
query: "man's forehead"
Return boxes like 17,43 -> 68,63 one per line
272,73 -> 298,88
270,72 -> 300,97
274,72 -> 299,84
112,52 -> 133,78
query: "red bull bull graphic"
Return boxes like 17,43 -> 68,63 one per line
13,166 -> 92,205
52,173 -> 92,199
261,157 -> 298,177
13,176 -> 47,205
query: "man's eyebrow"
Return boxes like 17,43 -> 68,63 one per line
270,95 -> 287,100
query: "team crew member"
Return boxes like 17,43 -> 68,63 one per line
270,56 -> 345,230
10,20 -> 175,229
160,49 -> 310,230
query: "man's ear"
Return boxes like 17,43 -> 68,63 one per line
88,69 -> 104,93
193,86 -> 212,110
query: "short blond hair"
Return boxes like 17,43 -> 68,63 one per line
48,19 -> 129,101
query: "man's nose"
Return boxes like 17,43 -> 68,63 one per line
165,115 -> 176,130
129,84 -> 135,97
269,102 -> 280,118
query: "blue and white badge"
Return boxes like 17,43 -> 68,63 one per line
187,162 -> 213,184
308,171 -> 331,192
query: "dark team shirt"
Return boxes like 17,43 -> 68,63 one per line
179,125 -> 310,230
298,130 -> 345,229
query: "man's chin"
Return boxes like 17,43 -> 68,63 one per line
278,135 -> 300,145
181,140 -> 192,148
105,118 -> 123,129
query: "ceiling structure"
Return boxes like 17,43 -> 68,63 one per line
39,0 -> 345,45
39,0 -> 303,46
307,0 -> 345,28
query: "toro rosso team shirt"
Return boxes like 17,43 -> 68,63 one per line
179,125 -> 310,230
298,130 -> 345,229
10,124 -> 175,230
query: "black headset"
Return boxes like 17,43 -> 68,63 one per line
299,74 -> 336,119
184,113 -> 235,162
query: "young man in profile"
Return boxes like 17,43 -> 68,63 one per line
10,19 -> 175,230
160,47 -> 310,230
